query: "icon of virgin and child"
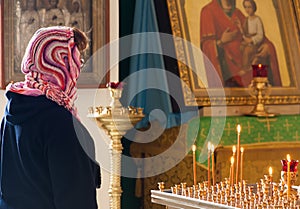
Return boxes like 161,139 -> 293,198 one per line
200,0 -> 282,87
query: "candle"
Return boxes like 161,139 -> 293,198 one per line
240,147 -> 244,182
211,144 -> 215,186
252,64 -> 268,77
230,156 -> 235,186
232,145 -> 236,156
269,166 -> 273,196
207,142 -> 211,188
192,145 -> 197,185
287,154 -> 291,197
235,124 -> 241,185
269,166 -> 273,182
231,145 -> 236,181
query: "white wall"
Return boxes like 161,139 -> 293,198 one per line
76,88 -> 113,209
0,92 -> 5,117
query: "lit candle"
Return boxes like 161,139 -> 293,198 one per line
207,142 -> 211,188
240,147 -> 244,182
287,154 -> 291,197
232,145 -> 236,156
269,166 -> 273,196
211,144 -> 215,186
192,145 -> 197,186
230,156 -> 235,186
232,145 -> 236,181
269,166 -> 273,182
235,124 -> 241,185
252,64 -> 268,77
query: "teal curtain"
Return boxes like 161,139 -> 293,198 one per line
121,0 -> 173,128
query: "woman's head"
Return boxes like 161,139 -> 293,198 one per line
11,26 -> 89,118
21,26 -> 87,81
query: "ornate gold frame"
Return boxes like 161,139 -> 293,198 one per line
166,0 -> 300,106
0,0 -> 109,89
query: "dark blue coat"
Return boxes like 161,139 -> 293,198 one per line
0,91 -> 101,209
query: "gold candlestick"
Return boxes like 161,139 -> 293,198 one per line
192,145 -> 197,186
235,124 -> 241,185
247,76 -> 275,117
88,85 -> 144,209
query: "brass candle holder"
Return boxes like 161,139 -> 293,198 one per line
247,65 -> 276,117
88,83 -> 144,209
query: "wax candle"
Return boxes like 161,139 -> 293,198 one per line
207,142 -> 211,188
269,166 -> 273,182
211,144 -> 215,186
287,154 -> 291,197
240,147 -> 244,182
269,166 -> 273,196
230,156 -> 235,186
192,145 -> 197,186
235,124 -> 241,185
232,145 -> 236,156
232,145 -> 236,181
252,64 -> 268,77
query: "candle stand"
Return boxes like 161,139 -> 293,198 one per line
247,77 -> 275,117
88,87 -> 144,209
152,147 -> 300,208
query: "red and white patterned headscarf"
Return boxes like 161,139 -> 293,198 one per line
7,26 -> 82,119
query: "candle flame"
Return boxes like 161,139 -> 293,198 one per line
258,64 -> 262,68
237,124 -> 241,133
241,147 -> 244,153
230,156 -> 235,164
192,145 -> 197,152
269,167 -> 273,175
232,145 -> 236,153
207,142 -> 211,150
211,144 -> 215,152
287,154 -> 291,162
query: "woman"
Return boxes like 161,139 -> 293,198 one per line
0,26 -> 100,209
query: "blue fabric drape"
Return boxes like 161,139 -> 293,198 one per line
121,0 -> 172,128
121,0 -> 200,129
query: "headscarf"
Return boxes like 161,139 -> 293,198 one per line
7,26 -> 82,119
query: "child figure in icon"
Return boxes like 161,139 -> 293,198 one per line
236,0 -> 265,72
